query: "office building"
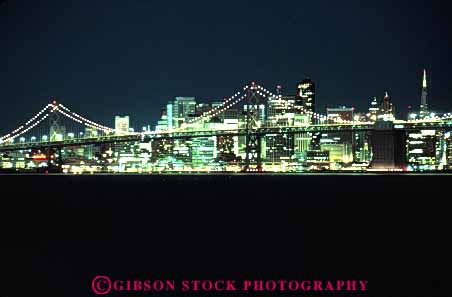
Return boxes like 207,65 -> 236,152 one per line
327,106 -> 354,123
368,97 -> 379,122
407,129 -> 439,170
168,97 -> 196,128
115,115 -> 130,134
377,92 -> 395,122
296,78 -> 315,123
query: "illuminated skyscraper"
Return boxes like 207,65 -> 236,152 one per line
296,78 -> 315,123
171,97 -> 196,128
115,115 -> 130,134
167,98 -> 196,166
381,92 -> 393,114
265,95 -> 295,164
419,69 -> 429,119
368,97 -> 379,122
377,92 -> 395,121
296,78 -> 317,163
169,97 -> 196,128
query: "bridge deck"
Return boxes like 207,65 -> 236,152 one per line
1,121 -> 451,152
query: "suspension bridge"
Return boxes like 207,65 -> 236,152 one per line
1,82 -> 451,172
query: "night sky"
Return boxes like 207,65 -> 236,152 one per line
1,0 -> 451,131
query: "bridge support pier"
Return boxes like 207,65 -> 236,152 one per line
370,121 -> 406,170
244,133 -> 262,172
243,82 -> 265,172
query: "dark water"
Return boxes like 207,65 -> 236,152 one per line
0,174 -> 449,297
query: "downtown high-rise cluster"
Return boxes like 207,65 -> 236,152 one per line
1,70 -> 451,173
108,70 -> 449,173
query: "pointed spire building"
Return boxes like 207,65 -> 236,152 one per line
420,69 -> 429,118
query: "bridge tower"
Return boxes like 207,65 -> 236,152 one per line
244,82 -> 265,172
49,102 -> 64,142
47,101 -> 64,168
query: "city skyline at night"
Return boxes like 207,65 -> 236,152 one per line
1,3 -> 450,297
2,1 -> 452,173
2,1 -> 452,130
1,70 -> 451,173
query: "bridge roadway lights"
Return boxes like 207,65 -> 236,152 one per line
243,164 -> 264,173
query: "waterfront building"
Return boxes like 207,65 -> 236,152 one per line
321,143 -> 352,168
325,106 -> 354,163
353,131 -> 371,163
173,139 -> 192,167
191,137 -> 216,169
407,129 -> 442,170
445,132 -> 452,170
292,114 -> 312,164
115,141 -> 142,172
190,122 -> 226,170
319,132 -> 353,168
304,150 -> 330,170
151,138 -> 174,165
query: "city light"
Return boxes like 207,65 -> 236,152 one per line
0,73 -> 451,173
